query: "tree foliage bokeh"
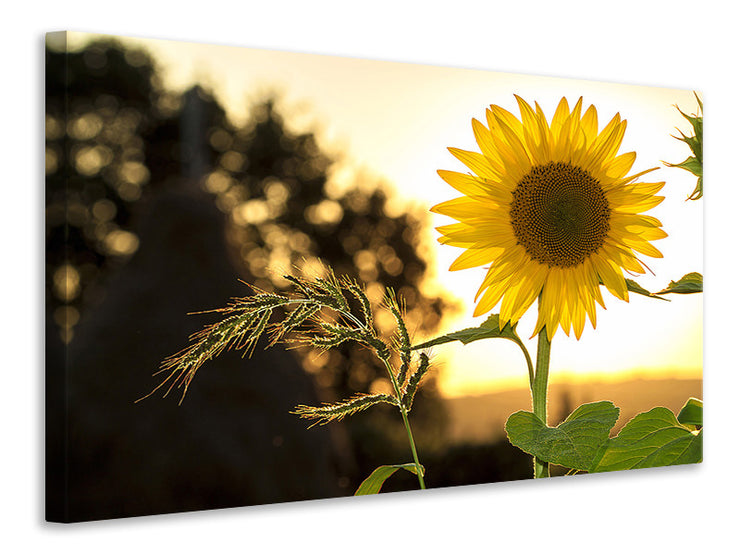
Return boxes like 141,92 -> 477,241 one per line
45,36 -> 467,492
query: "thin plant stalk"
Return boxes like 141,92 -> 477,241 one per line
531,299 -> 552,479
150,271 -> 431,492
383,359 -> 426,490
513,336 -> 535,391
315,302 -> 427,488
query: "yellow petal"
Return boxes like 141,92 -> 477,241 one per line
580,105 -> 599,145
634,226 -> 668,241
586,113 -> 623,170
448,147 -> 502,180
472,118 -> 505,171
604,151 -> 636,180
606,167 -> 660,191
474,271 -> 519,316
430,196 -> 499,219
491,112 -> 534,171
475,244 -> 529,298
621,236 -> 664,258
601,241 -> 645,274
550,97 -> 571,136
506,262 -> 549,322
514,95 -> 547,158
449,247 -> 496,271
488,104 -> 525,139
582,257 -> 606,309
624,181 -> 666,196
570,97 -> 584,124
437,221 -> 513,245
611,213 -> 664,231
591,254 -> 628,301
437,170 -> 491,198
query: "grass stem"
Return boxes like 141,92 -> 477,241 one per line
383,359 -> 426,490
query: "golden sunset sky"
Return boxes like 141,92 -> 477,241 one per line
65,31 -> 703,397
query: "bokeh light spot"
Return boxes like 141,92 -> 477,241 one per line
208,128 -> 233,151
204,170 -> 234,194
104,230 -> 140,256
234,200 -> 270,225
288,231 -> 311,253
264,179 -> 290,205
117,182 -> 142,202
45,115 -> 64,140
305,199 -> 343,225
74,145 -> 112,176
220,150 -> 246,173
68,113 -> 103,140
53,264 -> 81,302
369,377 -> 393,396
92,199 -> 117,222
54,305 -> 80,329
45,147 -> 59,174
119,161 -> 150,186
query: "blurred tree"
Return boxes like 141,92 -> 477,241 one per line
46,38 -> 461,510
46,38 -> 161,342
212,98 -> 457,478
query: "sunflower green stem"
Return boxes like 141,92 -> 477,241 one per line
531,312 -> 552,479
383,359 -> 426,490
512,336 -> 535,390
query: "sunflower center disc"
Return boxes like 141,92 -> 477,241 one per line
509,162 -> 611,268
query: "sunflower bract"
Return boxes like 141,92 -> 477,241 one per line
432,96 -> 667,340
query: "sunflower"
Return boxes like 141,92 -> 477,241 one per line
432,96 -> 666,340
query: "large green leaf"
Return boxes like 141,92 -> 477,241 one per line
505,401 -> 620,471
655,272 -> 703,295
626,272 -> 703,301
590,407 -> 702,473
677,397 -> 703,428
354,463 -> 424,495
411,314 -> 519,350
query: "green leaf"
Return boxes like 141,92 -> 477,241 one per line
694,91 -> 703,114
624,273 -> 702,300
681,135 -> 702,163
677,108 -> 703,159
354,463 -> 424,495
590,407 -> 702,473
665,96 -> 702,199
505,401 -> 620,471
666,156 -> 702,178
626,279 -> 669,301
655,272 -> 703,295
688,175 -> 703,201
677,397 -> 703,428
411,314 -> 519,350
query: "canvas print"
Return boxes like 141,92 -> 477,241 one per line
45,31 -> 703,523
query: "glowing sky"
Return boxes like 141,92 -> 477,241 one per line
65,32 -> 703,396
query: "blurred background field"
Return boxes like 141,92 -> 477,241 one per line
445,377 -> 702,444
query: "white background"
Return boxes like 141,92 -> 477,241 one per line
3,1 -> 736,552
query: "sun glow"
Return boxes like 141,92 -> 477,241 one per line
65,32 -> 702,398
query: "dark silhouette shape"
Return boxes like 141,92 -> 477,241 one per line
58,186 -> 340,522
